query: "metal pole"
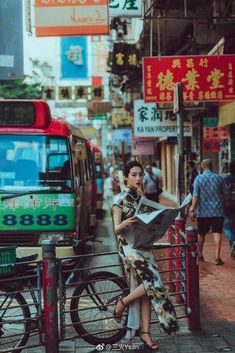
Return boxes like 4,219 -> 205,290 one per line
185,226 -> 200,330
42,240 -> 59,353
167,225 -> 175,292
176,83 -> 185,207
174,218 -> 185,304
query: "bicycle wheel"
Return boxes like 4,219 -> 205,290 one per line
70,271 -> 128,345
0,284 -> 31,353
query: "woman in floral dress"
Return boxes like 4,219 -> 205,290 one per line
112,161 -> 178,350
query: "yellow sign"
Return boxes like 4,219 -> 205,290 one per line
218,101 -> 235,126
112,111 -> 133,128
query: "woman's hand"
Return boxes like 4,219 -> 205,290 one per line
121,216 -> 138,230
113,205 -> 139,235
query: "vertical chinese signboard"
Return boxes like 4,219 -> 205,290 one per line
143,55 -> 235,103
35,0 -> 109,37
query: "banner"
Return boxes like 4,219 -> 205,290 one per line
35,0 -> 109,36
143,55 -> 235,103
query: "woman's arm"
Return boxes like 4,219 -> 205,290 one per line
112,205 -> 138,235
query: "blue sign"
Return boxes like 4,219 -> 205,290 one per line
61,37 -> 88,79
0,0 -> 23,80
112,129 -> 132,145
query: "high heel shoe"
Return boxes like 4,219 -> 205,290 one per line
140,331 -> 159,351
113,296 -> 126,323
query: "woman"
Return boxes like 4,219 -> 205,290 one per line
112,161 -> 178,350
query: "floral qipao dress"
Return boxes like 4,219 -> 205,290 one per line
113,187 -> 178,337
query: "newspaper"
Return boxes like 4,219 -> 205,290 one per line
130,193 -> 192,249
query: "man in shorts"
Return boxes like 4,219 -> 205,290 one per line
190,159 -> 226,265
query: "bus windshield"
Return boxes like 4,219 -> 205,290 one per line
0,135 -> 72,192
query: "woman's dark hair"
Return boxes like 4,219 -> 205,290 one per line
229,160 -> 235,175
123,161 -> 143,179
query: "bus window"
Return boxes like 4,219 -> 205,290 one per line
0,135 -> 73,191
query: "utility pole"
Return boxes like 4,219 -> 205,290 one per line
174,82 -> 185,208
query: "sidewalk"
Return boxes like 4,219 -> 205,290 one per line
157,195 -> 235,353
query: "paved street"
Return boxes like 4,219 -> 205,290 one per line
23,197 -> 235,353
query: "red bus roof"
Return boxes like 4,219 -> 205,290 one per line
0,99 -> 85,139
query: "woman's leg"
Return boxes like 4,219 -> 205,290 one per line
140,296 -> 158,347
114,283 -> 145,317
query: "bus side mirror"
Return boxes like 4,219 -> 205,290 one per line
74,142 -> 86,160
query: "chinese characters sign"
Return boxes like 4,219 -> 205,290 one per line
134,100 -> 192,137
112,111 -> 133,128
143,55 -> 235,103
35,0 -> 109,37
112,43 -> 140,75
219,139 -> 230,175
202,117 -> 229,153
109,0 -> 142,17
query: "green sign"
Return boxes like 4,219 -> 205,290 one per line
91,115 -> 107,121
203,117 -> 218,127
0,193 -> 75,231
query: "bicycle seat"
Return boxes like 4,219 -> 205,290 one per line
16,254 -> 38,263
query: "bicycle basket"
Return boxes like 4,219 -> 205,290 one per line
0,246 -> 16,276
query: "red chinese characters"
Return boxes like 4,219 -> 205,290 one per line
143,55 -> 235,103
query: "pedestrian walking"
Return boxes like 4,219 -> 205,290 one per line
189,159 -> 226,265
112,160 -> 178,350
143,164 -> 161,203
223,160 -> 235,258
187,160 -> 198,194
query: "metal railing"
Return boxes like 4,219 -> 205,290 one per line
0,223 -> 200,353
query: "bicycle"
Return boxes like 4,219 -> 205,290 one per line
61,237 -> 129,345
0,237 -> 129,353
0,253 -> 42,353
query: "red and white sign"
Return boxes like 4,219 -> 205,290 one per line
35,0 -> 109,37
143,55 -> 235,103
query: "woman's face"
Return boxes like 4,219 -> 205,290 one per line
126,166 -> 143,189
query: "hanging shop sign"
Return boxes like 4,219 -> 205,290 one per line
112,111 -> 133,128
202,122 -> 229,153
132,140 -> 155,156
42,86 -> 56,100
35,0 -> 109,37
112,129 -> 132,145
112,43 -> 140,75
109,0 -> 142,17
219,139 -> 230,175
143,55 -> 235,103
75,86 -> 89,100
58,86 -> 72,100
134,99 -> 192,137
61,37 -> 88,79
87,101 -> 112,115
